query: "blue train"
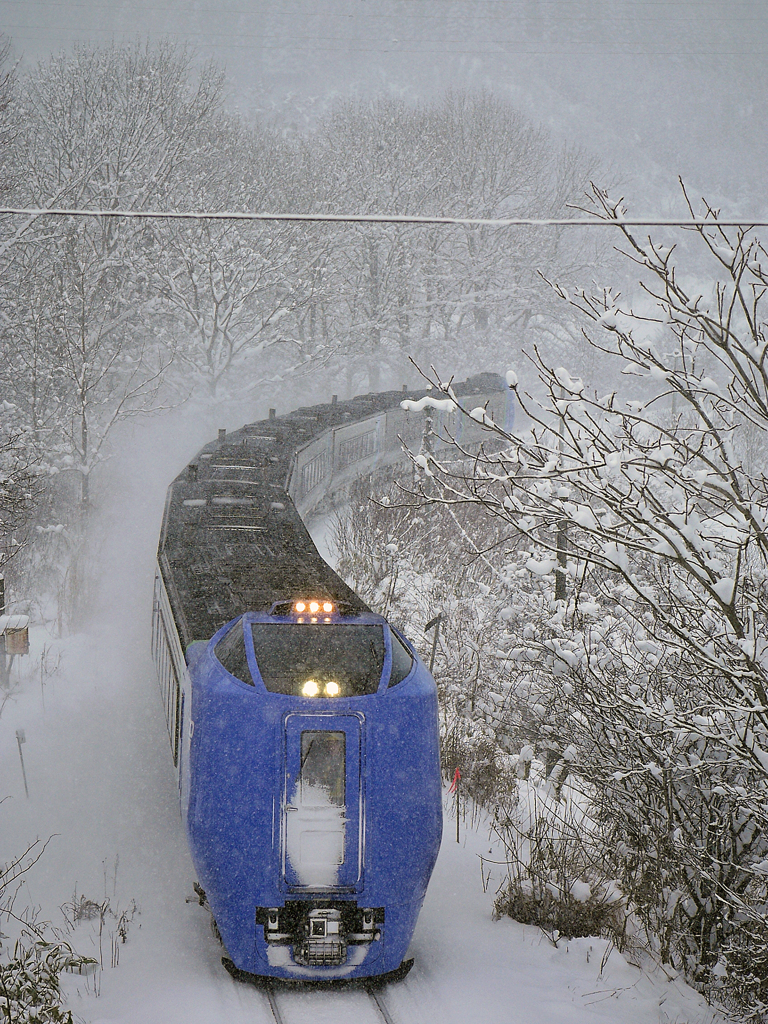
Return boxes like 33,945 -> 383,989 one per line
152,375 -> 510,983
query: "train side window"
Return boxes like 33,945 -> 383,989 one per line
388,630 -> 414,688
152,607 -> 182,766
214,620 -> 254,685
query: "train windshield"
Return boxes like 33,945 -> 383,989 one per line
250,623 -> 385,696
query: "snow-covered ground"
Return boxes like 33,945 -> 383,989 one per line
0,410 -> 729,1024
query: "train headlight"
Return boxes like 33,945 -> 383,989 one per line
323,602 -> 334,613
325,681 -> 340,697
295,601 -> 306,612
309,601 -> 320,613
302,680 -> 319,697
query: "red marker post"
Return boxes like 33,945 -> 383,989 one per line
449,767 -> 461,843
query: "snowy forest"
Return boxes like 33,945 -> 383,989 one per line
0,38 -> 603,595
1,28 -> 768,1024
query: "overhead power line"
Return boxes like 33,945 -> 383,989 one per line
0,207 -> 767,228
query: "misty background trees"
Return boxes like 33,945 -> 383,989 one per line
0,37 -> 601,618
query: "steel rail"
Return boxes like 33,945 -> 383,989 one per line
261,981 -> 398,1024
366,984 -> 398,1024
263,983 -> 286,1024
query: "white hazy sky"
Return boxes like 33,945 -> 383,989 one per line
2,0 -> 766,213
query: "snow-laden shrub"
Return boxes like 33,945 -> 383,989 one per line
391,185 -> 768,1016
333,479 -> 533,812
492,757 -> 626,942
0,938 -> 94,1023
1,839 -> 98,1021
714,922 -> 768,1021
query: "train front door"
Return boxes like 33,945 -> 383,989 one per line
282,713 -> 363,891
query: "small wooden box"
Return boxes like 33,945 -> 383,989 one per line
5,626 -> 29,655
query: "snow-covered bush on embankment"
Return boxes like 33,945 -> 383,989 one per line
0,839 -> 97,1022
493,759 -> 626,943
333,481 -> 535,807
0,938 -> 93,1024
393,185 -> 768,1017
337,184 -> 768,1015
332,482 -> 629,940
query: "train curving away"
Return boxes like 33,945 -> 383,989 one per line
151,374 -> 511,983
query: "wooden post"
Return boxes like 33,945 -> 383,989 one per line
456,780 -> 460,844
16,729 -> 29,798
555,520 -> 568,602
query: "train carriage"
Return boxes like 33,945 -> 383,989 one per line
151,374 -> 510,983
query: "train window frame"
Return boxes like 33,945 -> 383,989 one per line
214,619 -> 254,686
387,627 -> 414,688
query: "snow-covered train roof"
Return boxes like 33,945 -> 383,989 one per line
157,373 -> 507,649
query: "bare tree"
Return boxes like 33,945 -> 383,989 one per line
9,40 -> 226,507
310,93 -> 604,390
0,34 -> 19,202
149,116 -> 321,397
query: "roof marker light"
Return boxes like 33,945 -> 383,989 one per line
302,680 -> 319,697
325,681 -> 340,697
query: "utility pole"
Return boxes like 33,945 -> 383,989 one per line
554,389 -> 568,603
425,613 -> 442,674
417,402 -> 436,494
0,575 -> 6,688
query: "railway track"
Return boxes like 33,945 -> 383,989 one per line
259,979 -> 398,1024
